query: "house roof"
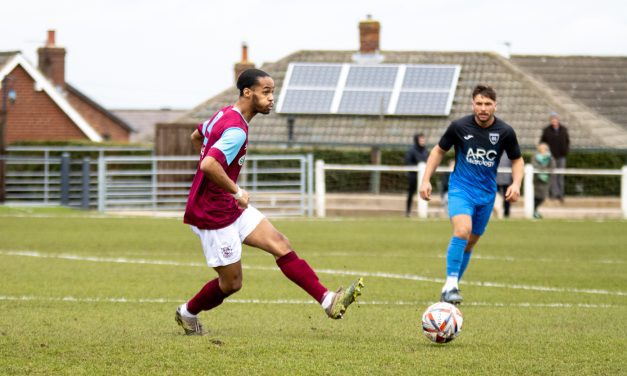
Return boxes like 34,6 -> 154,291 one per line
510,55 -> 627,130
0,52 -> 103,142
66,83 -> 134,133
174,50 -> 627,150
113,108 -> 187,143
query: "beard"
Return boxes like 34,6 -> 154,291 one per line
253,96 -> 272,115
475,112 -> 494,125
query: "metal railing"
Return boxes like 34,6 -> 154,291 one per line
3,146 -> 152,208
2,149 -> 314,217
3,154 -> 97,208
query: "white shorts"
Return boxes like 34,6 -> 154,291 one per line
190,205 -> 265,267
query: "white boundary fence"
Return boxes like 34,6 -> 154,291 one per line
315,161 -> 627,219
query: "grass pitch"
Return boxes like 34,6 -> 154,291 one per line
0,206 -> 625,375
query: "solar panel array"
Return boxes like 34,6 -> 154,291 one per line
277,63 -> 460,116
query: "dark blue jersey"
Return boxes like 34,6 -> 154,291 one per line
438,115 -> 521,201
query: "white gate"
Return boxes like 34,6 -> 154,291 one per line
98,154 -> 314,216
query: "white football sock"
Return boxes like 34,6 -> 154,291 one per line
321,291 -> 335,310
179,303 -> 196,318
442,276 -> 459,293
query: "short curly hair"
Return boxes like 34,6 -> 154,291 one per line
236,69 -> 270,96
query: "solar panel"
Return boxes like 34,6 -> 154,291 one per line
403,67 -> 457,89
345,66 -> 397,89
279,89 -> 335,114
395,92 -> 452,115
276,62 -> 460,116
338,91 -> 391,114
289,65 -> 342,87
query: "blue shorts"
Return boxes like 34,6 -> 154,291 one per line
447,187 -> 495,236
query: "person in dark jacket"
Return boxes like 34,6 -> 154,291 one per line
539,112 -> 569,202
405,133 -> 429,216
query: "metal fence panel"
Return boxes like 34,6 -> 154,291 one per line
98,154 -> 312,216
3,148 -> 313,217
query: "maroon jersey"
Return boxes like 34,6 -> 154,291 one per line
184,106 -> 248,229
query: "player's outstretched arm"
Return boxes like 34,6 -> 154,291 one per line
419,145 -> 446,201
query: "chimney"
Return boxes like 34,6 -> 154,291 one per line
234,42 -> 256,83
38,30 -> 66,90
359,15 -> 380,54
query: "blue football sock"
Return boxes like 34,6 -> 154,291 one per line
446,237 -> 468,277
458,250 -> 473,280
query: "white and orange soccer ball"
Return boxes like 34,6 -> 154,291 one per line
421,302 -> 463,343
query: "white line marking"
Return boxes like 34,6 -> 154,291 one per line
0,250 -> 205,267
297,251 -> 625,265
313,268 -> 627,296
0,295 -> 620,308
1,250 -> 625,297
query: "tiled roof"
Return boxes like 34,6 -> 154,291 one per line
510,55 -> 627,129
114,109 -> 187,143
174,50 -> 627,150
66,84 -> 134,133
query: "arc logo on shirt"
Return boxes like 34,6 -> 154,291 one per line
238,155 -> 246,166
466,147 -> 497,167
489,133 -> 500,145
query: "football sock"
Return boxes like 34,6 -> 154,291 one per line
179,303 -> 196,318
277,251 -> 328,303
442,276 -> 459,293
458,250 -> 473,280
321,291 -> 335,310
444,236 -> 468,283
186,278 -> 231,315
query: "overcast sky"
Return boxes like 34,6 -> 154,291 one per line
2,0 -> 626,110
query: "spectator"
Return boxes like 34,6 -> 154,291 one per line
405,133 -> 429,217
494,155 -> 513,218
540,112 -> 569,202
532,142 -> 555,219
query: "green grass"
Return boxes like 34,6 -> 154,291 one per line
0,206 -> 625,375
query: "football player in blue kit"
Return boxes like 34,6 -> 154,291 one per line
419,85 -> 524,304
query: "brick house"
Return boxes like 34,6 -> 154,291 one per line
0,31 -> 132,144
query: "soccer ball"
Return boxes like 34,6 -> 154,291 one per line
421,302 -> 463,343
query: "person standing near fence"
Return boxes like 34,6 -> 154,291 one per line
419,84 -> 524,305
175,68 -> 364,335
540,112 -> 569,203
532,142 -> 555,219
404,133 -> 429,217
